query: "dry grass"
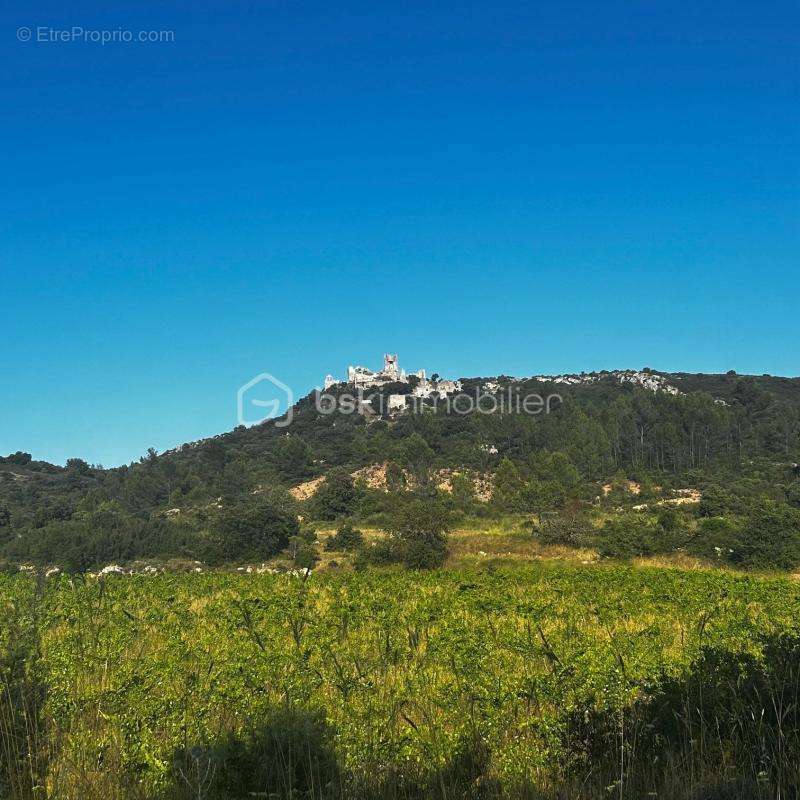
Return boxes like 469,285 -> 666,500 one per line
633,552 -> 720,571
318,516 -> 602,567
447,527 -> 599,566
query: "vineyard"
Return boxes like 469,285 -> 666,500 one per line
2,562 -> 799,799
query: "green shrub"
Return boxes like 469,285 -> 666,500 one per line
214,496 -> 298,563
387,497 -> 452,569
275,436 -> 314,481
353,538 -> 401,569
533,513 -> 593,547
786,480 -> 800,509
733,501 -> 800,570
312,469 -> 359,521
298,524 -> 318,544
697,485 -> 745,517
596,515 -> 659,559
324,522 -> 364,552
687,516 -> 742,562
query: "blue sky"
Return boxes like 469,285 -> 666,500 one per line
1,1 -> 798,466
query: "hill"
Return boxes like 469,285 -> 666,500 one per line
1,367 -> 799,571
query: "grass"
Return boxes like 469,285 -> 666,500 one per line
314,515 -> 727,575
1,559 -> 799,799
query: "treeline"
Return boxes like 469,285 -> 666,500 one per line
281,372 -> 800,478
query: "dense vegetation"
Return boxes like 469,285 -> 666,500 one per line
1,369 -> 799,571
1,563 -> 798,799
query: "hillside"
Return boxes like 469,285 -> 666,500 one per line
1,367 -> 799,571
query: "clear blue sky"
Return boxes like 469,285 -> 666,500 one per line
1,1 -> 798,467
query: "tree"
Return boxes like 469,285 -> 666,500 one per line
141,447 -> 159,464
276,436 -> 313,481
400,434 -> 434,486
519,478 -> 569,514
527,451 -> 581,489
385,461 -> 406,493
450,472 -> 476,507
312,468 -> 358,521
687,517 -> 742,561
324,522 -> 364,551
65,458 -> 91,476
491,458 -> 524,513
697,485 -> 743,517
289,535 -> 319,570
198,440 -> 228,483
215,496 -> 298,562
388,497 -> 452,569
5,452 -> 32,466
734,501 -> 800,570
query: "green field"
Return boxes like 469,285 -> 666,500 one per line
2,562 -> 799,799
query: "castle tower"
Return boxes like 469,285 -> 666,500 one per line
383,353 -> 399,378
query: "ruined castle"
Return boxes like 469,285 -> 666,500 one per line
323,354 -> 461,412
324,353 -> 422,390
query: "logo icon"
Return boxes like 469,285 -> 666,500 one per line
237,373 -> 294,428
